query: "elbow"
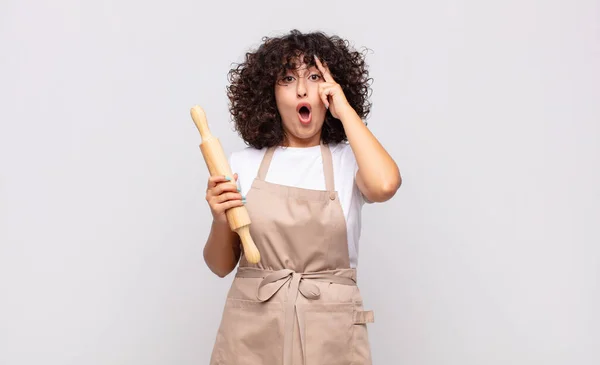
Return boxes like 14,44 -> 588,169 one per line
383,177 -> 402,199
367,175 -> 402,203
207,262 -> 233,278
203,249 -> 234,278
383,168 -> 402,197
213,269 -> 230,278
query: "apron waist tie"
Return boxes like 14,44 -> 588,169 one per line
235,267 -> 357,365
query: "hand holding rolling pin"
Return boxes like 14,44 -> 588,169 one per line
190,106 -> 261,264
205,173 -> 243,225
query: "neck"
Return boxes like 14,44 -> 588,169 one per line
281,133 -> 321,148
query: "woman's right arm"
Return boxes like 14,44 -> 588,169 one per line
203,174 -> 244,278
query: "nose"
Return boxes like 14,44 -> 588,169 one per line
296,78 -> 307,98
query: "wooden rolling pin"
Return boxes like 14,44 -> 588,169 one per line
190,105 -> 260,264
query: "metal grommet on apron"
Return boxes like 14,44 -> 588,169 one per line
209,143 -> 374,365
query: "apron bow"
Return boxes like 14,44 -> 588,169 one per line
256,269 -> 322,302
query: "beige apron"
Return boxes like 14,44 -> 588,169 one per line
210,143 -> 374,365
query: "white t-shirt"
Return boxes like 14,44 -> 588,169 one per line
229,142 -> 368,268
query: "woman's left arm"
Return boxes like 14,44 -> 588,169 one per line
339,108 -> 401,203
315,56 -> 401,203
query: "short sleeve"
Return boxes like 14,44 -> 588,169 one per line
343,143 -> 373,205
356,172 -> 374,204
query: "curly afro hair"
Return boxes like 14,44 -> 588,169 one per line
226,29 -> 373,149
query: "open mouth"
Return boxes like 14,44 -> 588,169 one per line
297,103 -> 312,124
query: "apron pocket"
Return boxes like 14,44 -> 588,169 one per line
213,298 -> 284,365
304,303 -> 355,365
352,309 -> 374,365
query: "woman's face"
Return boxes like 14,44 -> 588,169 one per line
274,58 -> 327,147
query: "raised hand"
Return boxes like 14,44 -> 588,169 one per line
314,55 -> 352,120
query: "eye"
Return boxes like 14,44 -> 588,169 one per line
276,75 -> 294,86
309,74 -> 321,81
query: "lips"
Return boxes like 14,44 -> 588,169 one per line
296,102 -> 312,124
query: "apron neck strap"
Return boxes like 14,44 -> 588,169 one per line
320,143 -> 335,191
257,146 -> 276,181
256,143 -> 335,191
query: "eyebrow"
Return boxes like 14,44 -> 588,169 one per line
286,66 -> 320,77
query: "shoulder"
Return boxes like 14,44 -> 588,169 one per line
329,142 -> 373,204
229,146 -> 266,165
329,142 -> 359,171
329,141 -> 354,156
328,142 -> 359,181
228,146 -> 266,192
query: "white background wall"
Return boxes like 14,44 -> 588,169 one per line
1,0 -> 598,364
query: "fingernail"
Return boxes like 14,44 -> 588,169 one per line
237,187 -> 240,192
225,176 -> 231,181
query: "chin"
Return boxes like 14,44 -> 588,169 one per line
282,117 -> 324,142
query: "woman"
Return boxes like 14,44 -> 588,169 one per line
203,29 -> 401,365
